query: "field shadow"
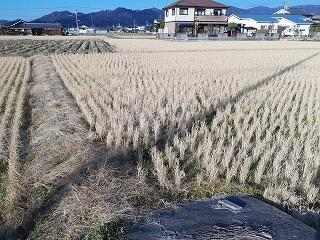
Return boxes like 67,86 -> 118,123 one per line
1,50 -> 319,240
155,51 -> 320,149
1,144 -> 143,239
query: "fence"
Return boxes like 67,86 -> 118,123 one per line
157,33 -> 281,41
310,32 -> 320,41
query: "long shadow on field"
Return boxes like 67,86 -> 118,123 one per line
2,51 -> 319,240
2,145 -> 140,240
0,55 -> 141,239
153,51 -> 320,232
156,51 -> 320,149
201,51 -> 320,123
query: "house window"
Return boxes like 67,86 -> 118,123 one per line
179,8 -> 188,15
195,9 -> 206,16
166,9 -> 169,17
214,9 -> 221,16
172,8 -> 176,16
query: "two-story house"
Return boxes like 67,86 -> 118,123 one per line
163,0 -> 228,36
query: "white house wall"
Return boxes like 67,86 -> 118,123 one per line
204,8 -> 226,16
163,22 -> 176,34
228,15 -> 260,30
298,24 -> 310,36
283,24 -> 311,36
165,7 -> 195,22
165,8 -> 177,22
241,19 -> 259,28
228,15 -> 241,24
176,8 -> 195,22
205,9 -> 215,16
277,18 -> 296,27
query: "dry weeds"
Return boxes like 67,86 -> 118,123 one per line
0,56 -> 30,223
1,39 -> 320,239
52,43 -> 320,211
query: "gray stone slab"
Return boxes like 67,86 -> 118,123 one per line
127,196 -> 319,240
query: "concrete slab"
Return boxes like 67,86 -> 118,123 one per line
127,196 -> 319,240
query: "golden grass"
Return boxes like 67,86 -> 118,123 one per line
0,57 -> 30,222
51,41 -> 320,211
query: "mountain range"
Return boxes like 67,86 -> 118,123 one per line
33,8 -> 163,28
228,5 -> 320,16
2,5 -> 320,28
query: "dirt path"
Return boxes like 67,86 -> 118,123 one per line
0,56 -> 159,239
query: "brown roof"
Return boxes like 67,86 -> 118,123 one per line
163,0 -> 228,10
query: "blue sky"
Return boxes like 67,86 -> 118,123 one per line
0,0 -> 319,20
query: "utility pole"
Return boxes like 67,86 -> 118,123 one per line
133,19 -> 136,33
284,1 -> 289,11
90,15 -> 94,28
75,10 -> 79,31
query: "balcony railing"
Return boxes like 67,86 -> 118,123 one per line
195,15 -> 228,23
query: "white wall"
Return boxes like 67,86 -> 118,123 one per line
205,8 -> 214,16
277,18 -> 296,28
228,15 -> 260,30
175,8 -> 195,22
257,22 -> 278,33
164,6 -> 228,34
165,7 -> 232,22
228,15 -> 241,24
241,19 -> 259,29
165,7 -> 195,22
165,8 -> 177,22
282,24 -> 311,36
163,22 -> 176,34
298,24 -> 311,36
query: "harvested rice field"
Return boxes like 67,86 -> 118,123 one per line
0,37 -> 319,239
0,39 -> 113,57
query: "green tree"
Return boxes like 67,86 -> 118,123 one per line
227,23 -> 239,36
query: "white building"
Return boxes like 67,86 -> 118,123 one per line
73,25 -> 96,35
277,16 -> 311,36
163,0 -> 228,36
228,14 -> 278,35
228,14 -> 311,37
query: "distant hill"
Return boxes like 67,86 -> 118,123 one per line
2,5 -> 320,28
228,5 -> 320,16
0,20 -> 8,24
289,5 -> 320,15
32,7 -> 163,28
228,6 -> 275,15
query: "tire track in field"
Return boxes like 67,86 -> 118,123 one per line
0,55 -> 160,240
8,55 -> 126,239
